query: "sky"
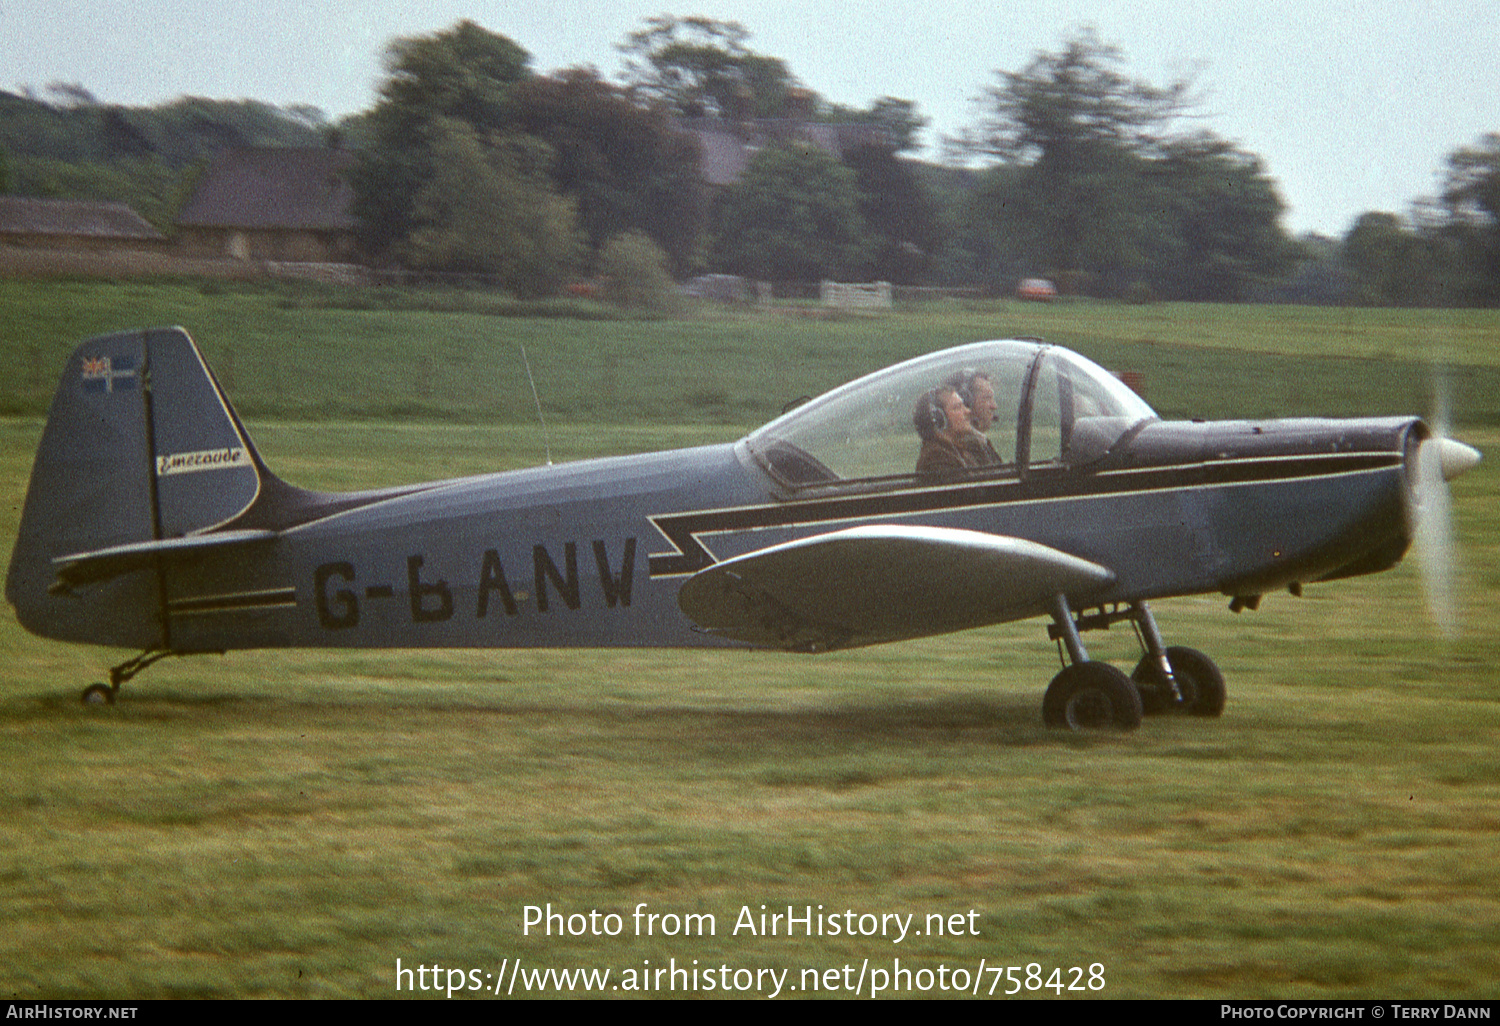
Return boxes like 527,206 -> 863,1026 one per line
5,0 -> 1499,237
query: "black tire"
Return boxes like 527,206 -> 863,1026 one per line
1130,655 -> 1174,716
1043,662 -> 1143,731
81,683 -> 115,706
1132,647 -> 1226,718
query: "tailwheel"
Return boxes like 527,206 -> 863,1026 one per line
1132,646 -> 1226,717
77,648 -> 180,706
81,683 -> 116,706
1043,661 -> 1143,732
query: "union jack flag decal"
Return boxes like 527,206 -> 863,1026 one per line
81,354 -> 138,393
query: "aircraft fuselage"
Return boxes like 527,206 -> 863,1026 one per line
149,417 -> 1415,655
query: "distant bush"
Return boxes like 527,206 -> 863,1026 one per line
597,231 -> 679,313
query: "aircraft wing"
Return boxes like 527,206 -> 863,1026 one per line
677,524 -> 1114,651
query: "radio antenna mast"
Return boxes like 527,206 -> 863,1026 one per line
520,344 -> 553,466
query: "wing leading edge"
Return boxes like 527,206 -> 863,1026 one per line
677,524 -> 1115,651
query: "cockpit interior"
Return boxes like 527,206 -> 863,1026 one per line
744,340 -> 1157,492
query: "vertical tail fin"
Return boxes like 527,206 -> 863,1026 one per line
7,327 -> 264,646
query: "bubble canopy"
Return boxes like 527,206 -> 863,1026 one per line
744,340 -> 1158,490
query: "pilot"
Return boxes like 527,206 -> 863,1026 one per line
914,386 -> 980,480
945,369 -> 1002,465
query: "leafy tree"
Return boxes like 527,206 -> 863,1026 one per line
0,89 -> 322,228
617,15 -> 799,118
0,90 -> 322,169
377,20 -> 529,132
965,30 -> 1193,279
824,97 -> 929,152
712,143 -> 869,281
841,143 -> 941,283
1439,134 -> 1500,304
969,29 -> 1193,170
281,104 -> 331,132
404,120 -> 583,297
100,107 -> 155,159
44,82 -> 99,110
1444,134 -> 1500,226
1342,212 -> 1439,306
1151,135 -> 1295,300
597,230 -> 680,311
512,68 -> 706,274
1274,233 -> 1351,305
9,155 -> 189,228
969,131 -> 1154,291
0,90 -> 81,162
350,21 -> 533,258
962,30 -> 1293,299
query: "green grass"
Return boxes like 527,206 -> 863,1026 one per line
4,279 -> 1500,425
1,283 -> 1498,998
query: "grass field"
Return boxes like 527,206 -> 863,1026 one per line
1,283 -> 1498,999
5,278 -> 1500,427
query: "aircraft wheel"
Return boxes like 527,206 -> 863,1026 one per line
1043,662 -> 1143,732
1168,647 -> 1226,717
1130,657 -> 1173,716
1132,647 -> 1225,718
81,683 -> 115,706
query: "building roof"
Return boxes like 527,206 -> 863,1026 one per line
0,196 -> 165,240
176,147 -> 357,231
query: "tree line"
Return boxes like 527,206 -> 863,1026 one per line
0,87 -> 328,229
2,17 -> 1497,306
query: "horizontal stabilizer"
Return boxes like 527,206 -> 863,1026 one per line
50,529 -> 277,593
677,524 -> 1114,651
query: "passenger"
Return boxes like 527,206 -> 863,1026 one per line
945,369 -> 1002,465
914,386 -> 980,480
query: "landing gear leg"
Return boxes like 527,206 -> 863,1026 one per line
1129,602 -> 1181,714
1128,604 -> 1226,717
80,648 -> 178,706
1042,595 -> 1143,731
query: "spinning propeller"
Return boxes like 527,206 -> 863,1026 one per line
1407,376 -> 1481,638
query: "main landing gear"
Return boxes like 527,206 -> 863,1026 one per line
79,648 -> 180,705
1042,596 -> 1226,731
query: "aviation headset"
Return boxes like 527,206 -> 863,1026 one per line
914,387 -> 952,440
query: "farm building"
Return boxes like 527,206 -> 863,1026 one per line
175,147 -> 358,263
0,196 -> 167,254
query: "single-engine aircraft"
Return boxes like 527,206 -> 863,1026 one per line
6,328 -> 1482,730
